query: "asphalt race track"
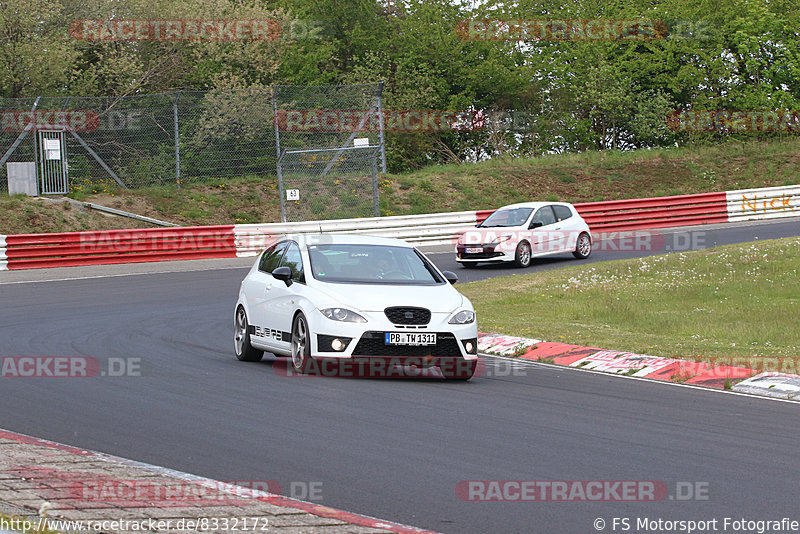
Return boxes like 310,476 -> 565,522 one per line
1,219 -> 800,533
438,218 -> 800,282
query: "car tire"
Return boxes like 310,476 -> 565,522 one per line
291,312 -> 312,373
234,306 -> 263,362
440,358 -> 477,380
573,232 -> 592,259
514,240 -> 532,268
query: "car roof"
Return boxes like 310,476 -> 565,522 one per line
495,201 -> 573,210
283,233 -> 416,248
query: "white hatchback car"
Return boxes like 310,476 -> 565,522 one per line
455,202 -> 592,268
235,234 -> 479,379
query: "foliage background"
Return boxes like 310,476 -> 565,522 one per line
1,0 -> 799,173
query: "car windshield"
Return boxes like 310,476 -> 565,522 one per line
307,244 -> 444,285
478,207 -> 534,227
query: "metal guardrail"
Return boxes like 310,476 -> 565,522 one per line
1,226 -> 235,270
234,211 -> 479,256
84,202 -> 178,227
574,192 -> 730,232
726,184 -> 800,222
2,184 -> 799,271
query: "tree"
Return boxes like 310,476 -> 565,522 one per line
0,0 -> 76,97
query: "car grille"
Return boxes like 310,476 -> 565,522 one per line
384,306 -> 431,325
460,251 -> 504,259
351,331 -> 462,357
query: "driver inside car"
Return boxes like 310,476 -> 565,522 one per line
372,249 -> 397,279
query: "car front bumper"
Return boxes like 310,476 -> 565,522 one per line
456,243 -> 514,263
308,311 -> 479,361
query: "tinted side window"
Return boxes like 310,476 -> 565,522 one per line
279,242 -> 305,282
553,205 -> 573,222
531,206 -> 556,227
258,241 -> 288,273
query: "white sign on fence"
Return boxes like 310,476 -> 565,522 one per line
44,139 -> 61,160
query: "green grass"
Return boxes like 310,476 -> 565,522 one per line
2,137 -> 800,234
459,237 -> 800,360
380,137 -> 800,213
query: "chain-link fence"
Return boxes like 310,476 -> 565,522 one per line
274,83 -> 385,221
0,90 -> 275,192
278,145 -> 382,221
0,84 -> 386,221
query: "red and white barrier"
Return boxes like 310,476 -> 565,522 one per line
476,185 -> 799,234
574,192 -> 729,232
1,226 -> 236,270
477,332 -> 800,398
1,184 -> 798,271
0,235 -> 7,271
726,184 -> 800,223
477,192 -> 731,232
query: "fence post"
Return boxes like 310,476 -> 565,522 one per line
377,81 -> 386,174
174,91 -> 181,189
273,86 -> 286,222
0,96 -> 41,172
371,152 -> 380,217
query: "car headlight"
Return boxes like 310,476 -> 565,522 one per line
488,234 -> 514,246
448,310 -> 476,324
320,308 -> 367,323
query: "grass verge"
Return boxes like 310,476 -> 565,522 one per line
459,237 -> 800,360
1,137 -> 799,234
0,195 -> 156,234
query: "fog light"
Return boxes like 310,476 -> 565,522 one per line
461,338 -> 478,355
331,338 -> 345,351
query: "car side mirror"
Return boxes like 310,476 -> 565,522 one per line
272,266 -> 293,287
442,270 -> 458,284
529,221 -> 543,229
